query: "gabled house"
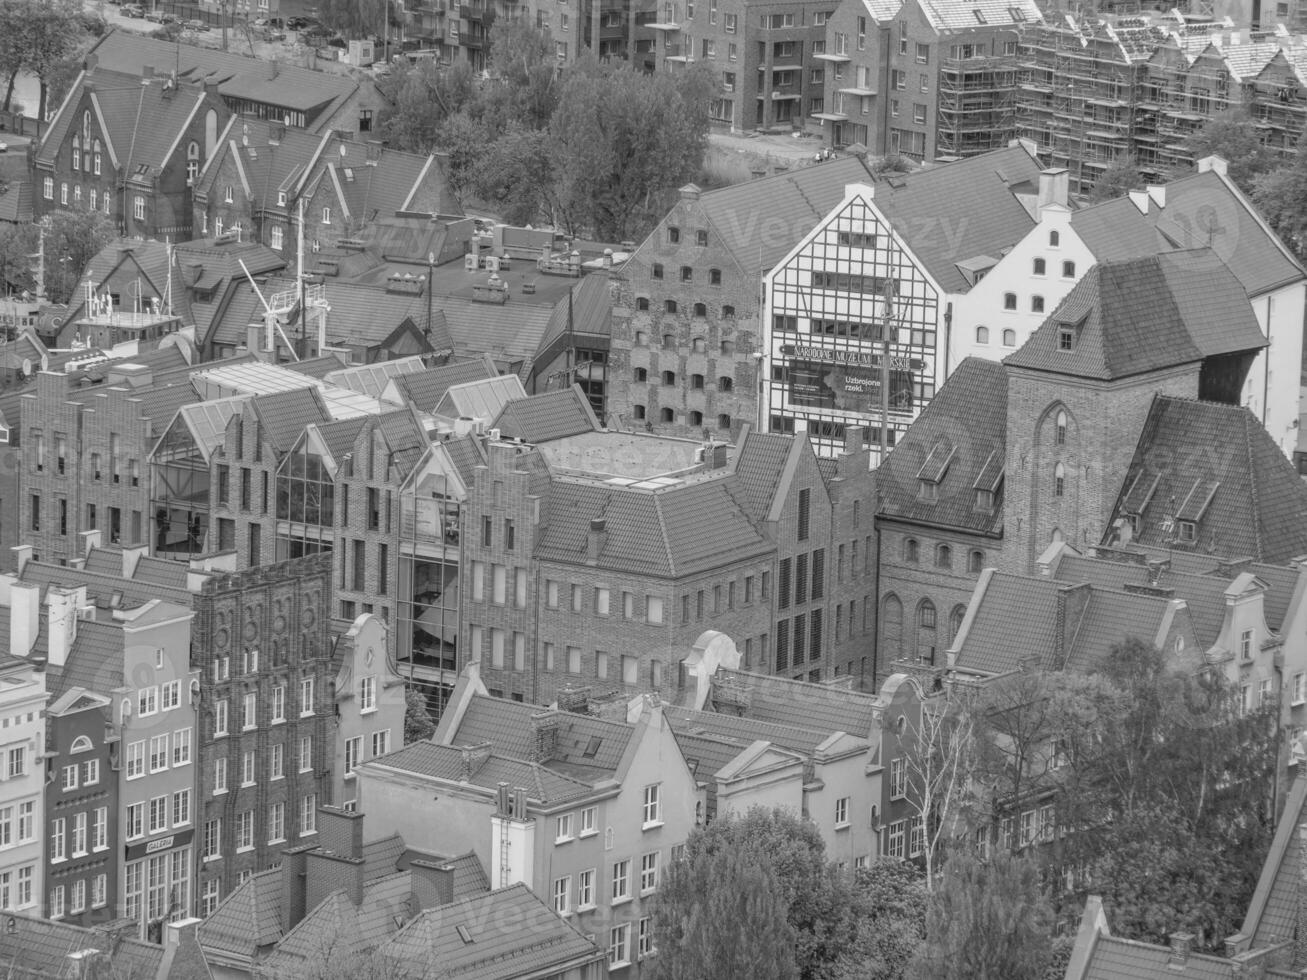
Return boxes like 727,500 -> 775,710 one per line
34,67 -> 231,239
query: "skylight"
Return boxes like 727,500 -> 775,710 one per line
973,9 -> 987,22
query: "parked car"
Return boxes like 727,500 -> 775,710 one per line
264,30 -> 286,42
144,9 -> 166,21
184,18 -> 209,30
286,15 -> 316,29
121,3 -> 145,16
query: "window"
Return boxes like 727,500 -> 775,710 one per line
909,815 -> 926,856
612,860 -> 631,901
1062,260 -> 1076,277
596,587 -> 611,616
149,796 -> 168,834
576,868 -> 596,909
205,819 -> 222,860
322,206 -> 332,224
299,736 -> 313,773
139,686 -> 158,717
302,794 -> 318,835
1003,328 -> 1017,346
1241,628 -> 1254,660
834,797 -> 850,827
913,103 -> 927,124
161,680 -> 180,710
345,736 -> 362,775
1033,258 -> 1046,276
680,265 -> 693,282
580,806 -> 597,837
647,596 -> 664,624
43,177 -> 52,200
301,677 -> 315,715
640,852 -> 659,892
916,42 -> 929,62
126,740 -> 145,779
936,544 -> 952,569
890,757 -> 907,799
1003,292 -> 1017,311
665,300 -> 677,314
62,765 -> 78,792
1050,230 -> 1060,247
173,729 -> 192,766
214,699 -> 228,736
643,784 -> 662,826
553,875 -> 571,914
1055,411 -> 1067,445
969,550 -> 985,574
360,676 -> 376,712
268,802 -> 285,843
214,758 -> 227,794
272,686 -> 286,723
639,916 -> 655,957
237,810 -> 254,851
1054,462 -> 1065,497
270,743 -> 284,780
242,692 -> 256,730
557,813 -> 575,842
1294,672 -> 1306,706
133,195 -> 145,221
651,263 -> 663,279
609,924 -> 631,968
51,818 -> 65,861
173,789 -> 191,827
270,226 -> 283,250
242,751 -> 256,786
1058,327 -> 1075,351
904,538 -> 919,563
886,820 -> 906,859
976,326 -> 989,344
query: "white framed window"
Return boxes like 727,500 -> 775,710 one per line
553,874 -> 571,914
640,851 -> 659,893
173,789 -> 191,827
161,680 -> 181,710
133,195 -> 145,221
138,686 -> 158,716
371,730 -> 390,757
270,225 -> 284,250
577,868 -> 595,909
609,924 -> 631,968
200,878 -> 220,916
213,657 -> 230,683
62,764 -> 78,791
242,648 -> 259,674
322,206 -> 332,224
270,743 -> 284,780
51,818 -> 65,861
50,884 -> 64,919
42,177 -> 52,200
272,686 -> 286,723
16,802 -> 32,842
204,818 -> 222,859
126,740 -> 146,779
890,757 -> 906,799
579,806 -> 597,837
243,692 -> 257,730
345,736 -> 362,776
886,819 -> 906,859
92,874 -> 107,909
6,746 -> 24,779
214,757 -> 227,794
224,185 -> 234,203
909,815 -> 926,856
1294,672 -> 1306,706
242,751 -> 256,787
638,916 -> 655,957
215,699 -> 228,737
299,735 -> 313,773
596,587 -> 611,616
611,859 -> 630,902
556,813 -> 574,843
360,676 -> 376,713
236,810 -> 254,851
835,797 -> 850,828
647,596 -> 664,624
125,803 -> 145,840
301,677 -> 315,716
93,807 -> 107,850
642,784 -> 662,827
149,795 -> 168,834
1241,628 -> 1255,660
72,812 -> 87,855
70,879 -> 85,914
268,802 -> 285,843
301,794 -> 317,835
173,729 -> 192,766
149,734 -> 169,772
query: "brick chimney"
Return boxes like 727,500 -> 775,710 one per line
305,850 -> 365,910
532,713 -> 559,763
460,742 -> 491,780
1168,932 -> 1194,967
587,519 -> 607,561
317,806 -> 365,860
408,859 -> 455,911
280,843 -> 319,932
47,585 -> 87,669
1053,583 -> 1093,669
80,529 -> 102,557
557,687 -> 591,714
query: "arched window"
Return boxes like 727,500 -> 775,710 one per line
904,538 -> 920,563
637,297 -> 650,311
917,599 -> 938,664
1031,295 -> 1044,313
1051,527 -> 1064,544
661,370 -> 676,385
82,109 -> 91,142
1054,462 -> 1065,497
72,136 -> 80,172
660,407 -> 674,422
1055,411 -> 1067,445
976,325 -> 989,344
70,735 -> 93,754
1004,292 -> 1017,311
722,305 -> 735,318
949,604 -> 967,640
693,303 -> 707,318
882,594 -> 904,661
186,140 -> 200,182
662,333 -> 675,348
1033,257 -> 1046,275
1002,329 -> 1016,346
1049,230 -> 1060,247
689,410 -> 704,426
719,377 -> 734,392
968,549 -> 984,573
93,139 -> 101,175
1062,260 -> 1076,277
936,544 -> 952,569
692,337 -> 706,352
665,299 -> 678,314
634,368 -> 647,382
691,373 -> 705,389
718,414 -> 732,429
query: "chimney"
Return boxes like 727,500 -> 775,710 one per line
305,850 -> 365,910
246,323 -> 264,357
1168,932 -> 1194,967
532,713 -> 559,763
316,805 -> 365,860
12,544 -> 32,574
1199,155 -> 1231,178
121,545 -> 147,579
408,860 -> 455,911
8,581 -> 40,659
1037,168 -> 1069,211
280,843 -> 318,932
47,585 -> 86,669
80,529 -> 102,557
143,65 -> 155,80
1128,189 -> 1149,214
164,918 -> 201,949
1053,583 -> 1093,669
557,687 -> 591,714
460,742 -> 491,780
587,519 -> 607,560
602,248 -> 613,269
678,183 -> 701,202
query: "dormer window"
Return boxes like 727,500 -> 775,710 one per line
974,488 -> 993,512
918,480 -> 938,503
224,185 -> 234,204
278,190 -> 287,206
1177,520 -> 1196,543
1058,326 -> 1075,351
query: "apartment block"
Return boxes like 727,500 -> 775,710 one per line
0,622 -> 46,920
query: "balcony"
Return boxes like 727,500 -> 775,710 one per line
460,1 -> 485,17
813,49 -> 850,62
838,85 -> 876,97
647,18 -> 680,30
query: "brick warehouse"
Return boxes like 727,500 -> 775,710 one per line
191,555 -> 335,913
463,421 -> 879,703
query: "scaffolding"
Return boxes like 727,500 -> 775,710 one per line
937,54 -> 1020,157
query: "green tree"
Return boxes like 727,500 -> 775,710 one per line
5,0 -> 86,129
825,861 -> 928,980
0,223 -> 37,296
482,19 -> 559,132
550,57 -> 716,240
378,59 -> 479,154
317,0 -> 394,38
403,686 -> 435,744
908,850 -> 1053,980
1186,109 -> 1279,191
1087,153 -> 1143,204
470,126 -> 558,226
44,207 -> 114,305
1252,144 -> 1307,261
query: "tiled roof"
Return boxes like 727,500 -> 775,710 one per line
1243,777 -> 1307,949
0,179 -> 33,223
491,385 -> 599,444
710,668 -> 879,736
950,573 -> 1062,676
378,883 -> 603,978
451,694 -> 539,757
532,272 -> 616,355
387,355 -> 500,412
1109,397 -> 1307,564
89,31 -> 360,128
1005,250 -> 1265,380
1062,589 -> 1171,672
326,355 -> 426,399
732,430 -> 796,522
534,477 -> 772,578
285,354 -> 347,380
19,558 -> 195,615
438,295 -> 558,366
442,435 -> 487,485
549,712 -> 634,773
434,375 -> 527,423
49,620 -> 124,700
1149,168 -> 1305,297
198,868 -> 284,959
1081,934 -> 1237,979
0,913 -> 166,980
689,157 -> 875,282
131,556 -> 191,589
665,705 -> 833,756
371,742 -> 596,805
872,145 -> 1043,293
916,0 -> 1042,33
1070,196 -> 1170,260
248,386 -> 330,454
442,851 -> 490,900
877,357 -> 1007,536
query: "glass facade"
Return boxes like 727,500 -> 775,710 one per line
765,197 -> 940,460
275,445 -> 335,560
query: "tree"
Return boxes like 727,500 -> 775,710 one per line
377,59 -> 479,154
0,223 -> 37,296
317,0 -> 391,39
1087,153 -> 1143,204
469,127 -> 558,226
896,678 -> 979,886
908,850 -> 1053,980
825,861 -> 928,980
549,58 -> 716,240
1186,110 -> 1279,191
0,0 -> 86,128
1252,145 -> 1307,262
403,686 -> 435,744
482,19 -> 560,132
44,207 -> 115,305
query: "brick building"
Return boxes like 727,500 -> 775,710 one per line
190,555 -> 334,913
461,420 -> 877,703
0,620 -> 46,919
34,67 -> 230,240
